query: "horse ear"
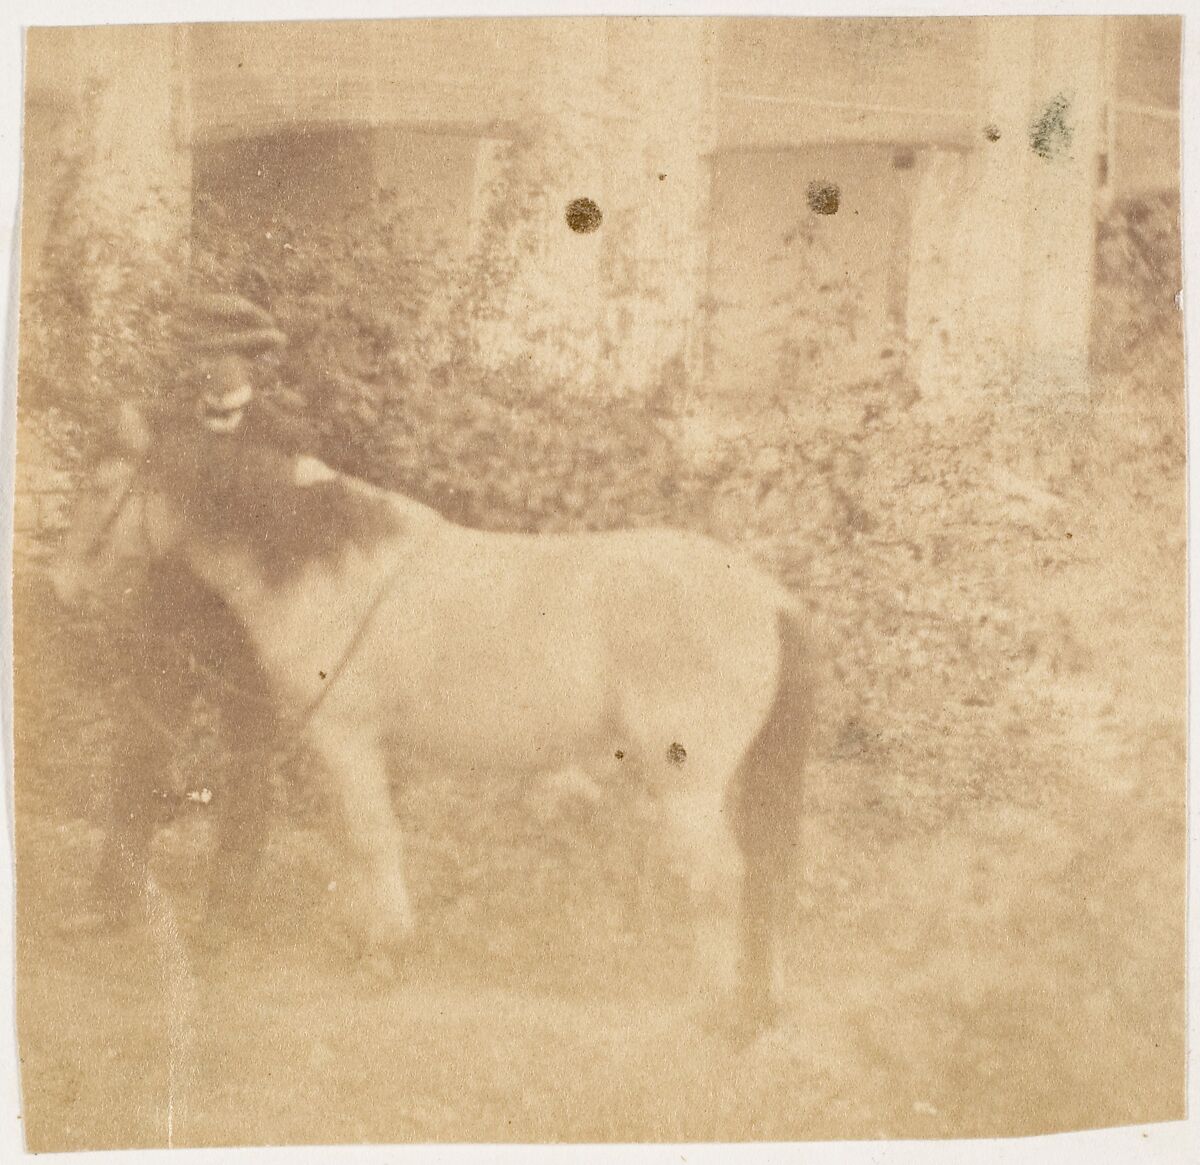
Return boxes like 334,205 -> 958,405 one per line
115,402 -> 151,454
293,456 -> 339,486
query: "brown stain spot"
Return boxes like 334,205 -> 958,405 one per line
319,670 -> 327,679
984,123 -> 1001,142
667,742 -> 687,766
615,749 -> 625,760
565,197 -> 602,234
806,181 -> 840,216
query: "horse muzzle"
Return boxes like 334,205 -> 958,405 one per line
48,560 -> 145,625
47,558 -> 103,611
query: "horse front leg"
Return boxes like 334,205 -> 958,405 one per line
308,722 -> 413,960
58,728 -> 165,935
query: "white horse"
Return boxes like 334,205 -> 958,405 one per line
51,401 -> 816,1031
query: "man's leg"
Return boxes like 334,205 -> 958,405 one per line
192,597 -> 281,926
203,714 -> 277,925
83,564 -> 208,931
82,719 -> 174,928
65,632 -> 194,934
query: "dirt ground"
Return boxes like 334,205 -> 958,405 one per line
14,367 -> 1185,1149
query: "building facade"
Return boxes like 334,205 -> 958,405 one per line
21,17 -> 1182,410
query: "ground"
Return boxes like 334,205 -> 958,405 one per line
13,343 -> 1185,1148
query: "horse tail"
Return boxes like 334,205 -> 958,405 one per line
730,602 -> 817,1010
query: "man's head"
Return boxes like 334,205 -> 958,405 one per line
177,275 -> 287,431
199,354 -> 256,433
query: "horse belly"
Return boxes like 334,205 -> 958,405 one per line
377,602 -> 611,772
393,665 -> 607,771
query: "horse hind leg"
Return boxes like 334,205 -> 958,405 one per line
617,687 -> 748,1017
657,777 -> 748,1017
729,610 -> 815,1030
660,772 -> 782,1041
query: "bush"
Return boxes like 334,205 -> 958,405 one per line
1093,191 -> 1181,375
16,138 -> 1184,976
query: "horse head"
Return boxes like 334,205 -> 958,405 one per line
48,403 -> 166,608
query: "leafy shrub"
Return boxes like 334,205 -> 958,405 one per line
182,165 -> 711,536
1093,191 -> 1181,375
16,127 -> 1184,975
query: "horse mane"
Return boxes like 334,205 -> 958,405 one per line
149,422 -> 401,584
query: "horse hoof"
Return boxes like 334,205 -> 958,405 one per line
350,947 -> 411,992
55,908 -> 134,938
201,899 -> 258,936
362,951 -> 400,984
698,995 -> 780,1047
189,918 -> 240,956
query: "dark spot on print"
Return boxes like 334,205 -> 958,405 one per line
565,197 -> 602,234
984,123 -> 1001,142
615,750 -> 625,760
667,742 -> 687,766
806,181 -> 840,215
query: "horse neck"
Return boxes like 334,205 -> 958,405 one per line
177,532 -> 279,630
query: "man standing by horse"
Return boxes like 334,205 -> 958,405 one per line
50,265 -> 815,1033
54,279 -> 296,937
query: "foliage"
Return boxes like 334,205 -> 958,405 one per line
183,147 -> 704,534
1092,191 -> 1181,374
18,84 -> 186,450
14,141 -> 1185,979
766,204 -> 870,397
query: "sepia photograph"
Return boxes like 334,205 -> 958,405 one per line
7,11 -> 1187,1153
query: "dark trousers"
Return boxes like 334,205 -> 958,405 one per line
92,561 -> 282,923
